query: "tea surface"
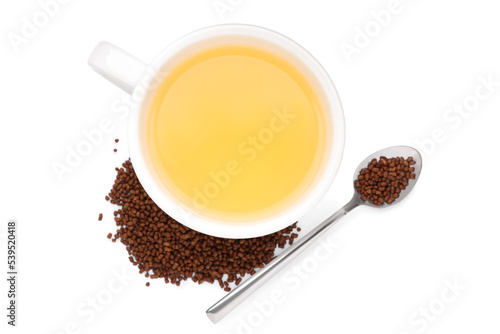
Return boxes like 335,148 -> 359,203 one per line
147,45 -> 326,221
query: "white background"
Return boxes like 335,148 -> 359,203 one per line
1,0 -> 500,333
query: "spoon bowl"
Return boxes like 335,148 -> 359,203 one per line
351,145 -> 423,208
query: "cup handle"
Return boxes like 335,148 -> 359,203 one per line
88,41 -> 147,94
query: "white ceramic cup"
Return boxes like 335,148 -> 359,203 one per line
88,24 -> 345,239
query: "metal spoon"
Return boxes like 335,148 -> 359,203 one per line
206,145 -> 423,323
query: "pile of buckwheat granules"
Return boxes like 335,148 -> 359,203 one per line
355,156 -> 416,205
101,159 -> 300,291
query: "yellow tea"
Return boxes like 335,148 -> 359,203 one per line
147,45 -> 327,221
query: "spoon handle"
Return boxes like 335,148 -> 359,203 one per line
206,196 -> 360,323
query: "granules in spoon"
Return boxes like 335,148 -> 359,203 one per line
103,159 -> 300,290
355,156 -> 416,205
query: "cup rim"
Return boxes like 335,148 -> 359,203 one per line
128,24 -> 345,238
